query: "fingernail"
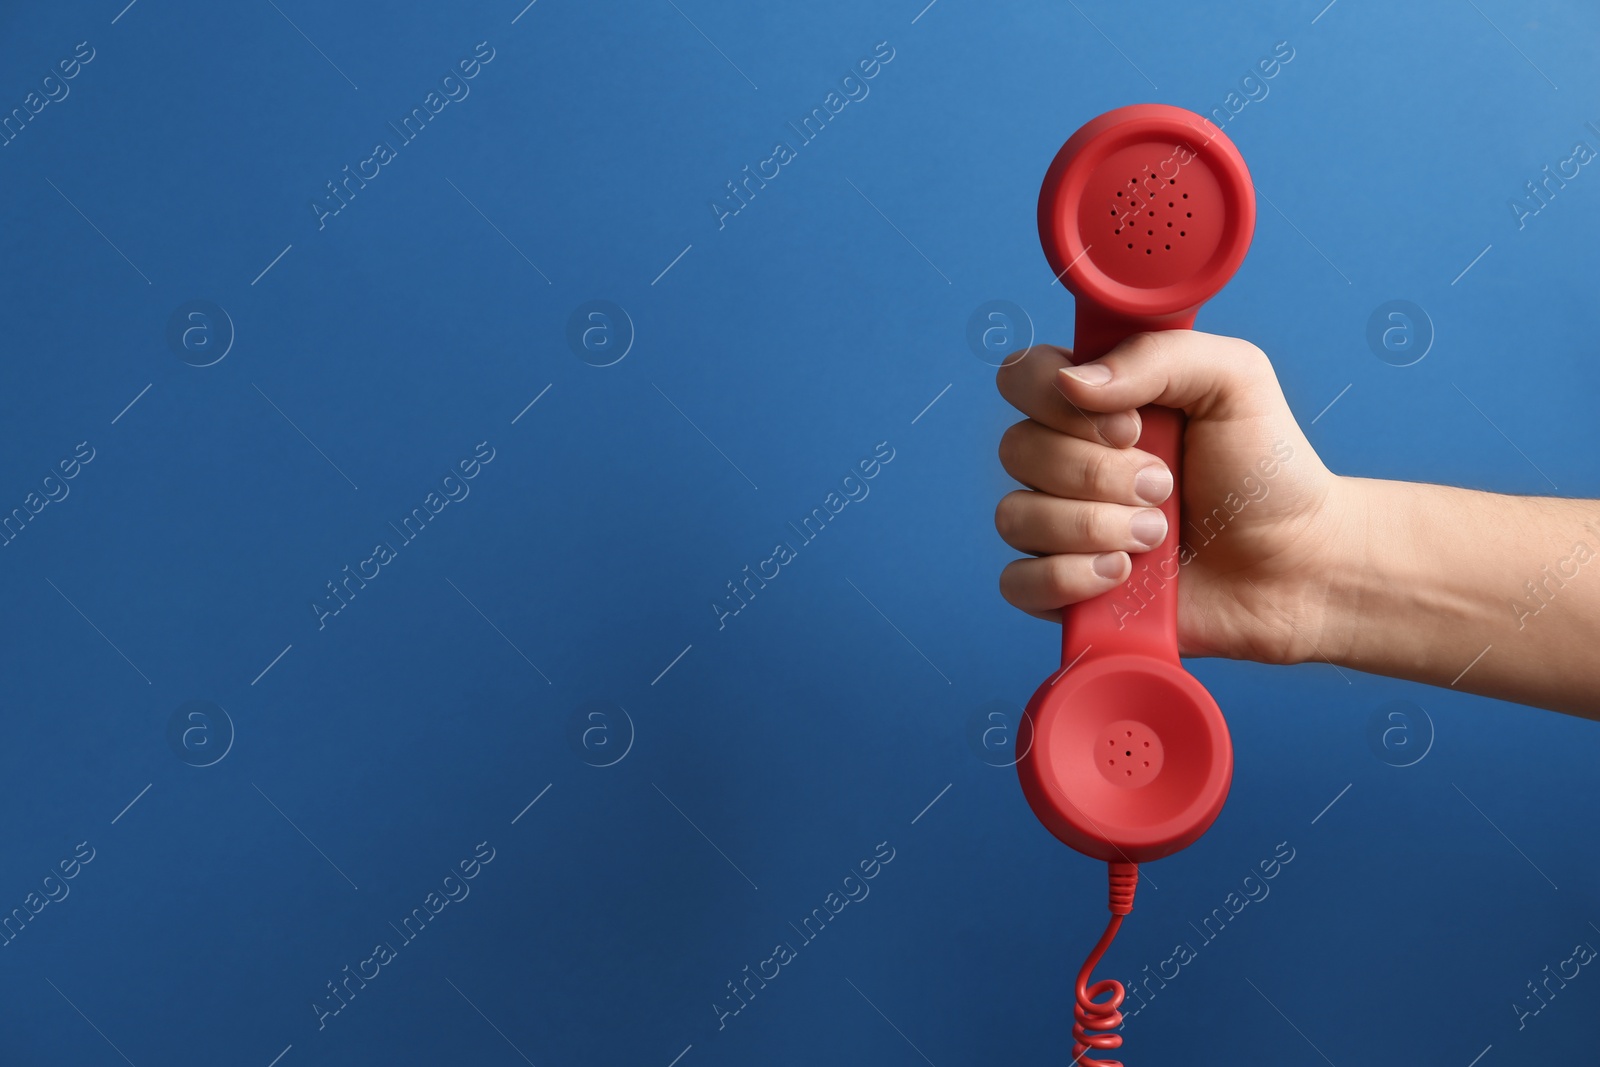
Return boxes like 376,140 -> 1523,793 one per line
1130,509 -> 1168,549
1134,465 -> 1173,505
1092,552 -> 1126,579
1061,362 -> 1112,386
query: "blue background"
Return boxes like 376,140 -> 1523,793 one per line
1,0 -> 1598,1064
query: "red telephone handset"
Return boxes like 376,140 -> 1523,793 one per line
1016,104 -> 1255,1066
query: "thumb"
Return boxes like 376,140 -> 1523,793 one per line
1054,330 -> 1279,421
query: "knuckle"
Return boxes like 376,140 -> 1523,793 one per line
997,422 -> 1026,475
1065,502 -> 1097,544
994,493 -> 1021,542
1045,555 -> 1080,600
999,560 -> 1035,607
1084,503 -> 1120,546
1081,447 -> 1117,497
994,355 -> 1019,395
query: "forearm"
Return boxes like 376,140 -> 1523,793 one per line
1316,477 -> 1600,718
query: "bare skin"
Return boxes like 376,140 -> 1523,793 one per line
995,330 -> 1600,719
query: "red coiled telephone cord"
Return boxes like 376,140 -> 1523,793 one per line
1072,862 -> 1139,1066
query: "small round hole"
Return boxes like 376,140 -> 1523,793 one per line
1127,243 -> 1133,249
1143,741 -> 1150,748
1168,201 -> 1174,207
1126,770 -> 1132,776
1126,731 -> 1132,737
1182,192 -> 1188,199
1117,191 -> 1124,197
1145,248 -> 1152,254
1143,761 -> 1150,767
1180,231 -> 1186,236
1186,212 -> 1192,218
1125,750 -> 1132,757
1164,244 -> 1170,250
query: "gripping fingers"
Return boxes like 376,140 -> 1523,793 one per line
995,491 -> 1168,557
997,344 -> 1143,447
999,553 -> 1131,621
999,420 -> 1173,506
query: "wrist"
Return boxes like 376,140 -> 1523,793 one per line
1312,476 -> 1479,681
1307,474 -> 1379,668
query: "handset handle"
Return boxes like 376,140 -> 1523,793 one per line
1058,304 -> 1196,670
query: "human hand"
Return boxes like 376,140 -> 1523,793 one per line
994,331 -> 1355,665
